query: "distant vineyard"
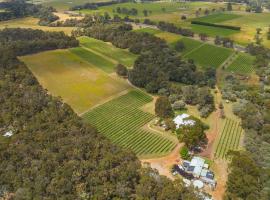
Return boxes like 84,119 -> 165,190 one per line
83,90 -> 176,157
226,53 -> 255,74
215,118 -> 243,159
185,44 -> 233,69
174,37 -> 203,55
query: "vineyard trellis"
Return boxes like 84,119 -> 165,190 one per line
215,118 -> 243,159
83,90 -> 176,157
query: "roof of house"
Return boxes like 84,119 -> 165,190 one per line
3,131 -> 13,137
173,113 -> 195,129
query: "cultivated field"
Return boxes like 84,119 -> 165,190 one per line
226,53 -> 255,74
20,49 -> 130,114
0,17 -> 74,35
83,90 -> 176,157
155,31 -> 182,44
70,47 -> 116,73
175,37 -> 203,55
185,43 -> 233,69
194,13 -> 241,23
79,36 -> 137,68
214,118 -> 243,159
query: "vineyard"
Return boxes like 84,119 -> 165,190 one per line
83,90 -> 176,157
226,53 -> 255,74
215,118 -> 243,159
185,43 -> 233,69
177,37 -> 203,55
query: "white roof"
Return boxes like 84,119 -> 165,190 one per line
203,163 -> 209,169
183,178 -> 191,187
190,157 -> 205,177
200,169 -> 208,177
3,131 -> 13,137
173,113 -> 195,129
193,180 -> 204,189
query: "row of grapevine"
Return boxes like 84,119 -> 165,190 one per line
83,90 -> 176,157
226,53 -> 255,74
215,118 -> 243,159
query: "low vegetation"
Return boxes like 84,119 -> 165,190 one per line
215,118 -> 243,159
83,90 -> 176,157
185,43 -> 233,69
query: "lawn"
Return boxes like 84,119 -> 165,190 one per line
194,13 -> 241,23
133,27 -> 162,35
214,118 -> 243,159
69,47 -> 116,73
79,36 -> 137,68
226,53 -> 255,74
83,90 -> 176,158
20,49 -> 130,114
173,37 -> 203,55
0,17 -> 74,35
185,43 -> 233,69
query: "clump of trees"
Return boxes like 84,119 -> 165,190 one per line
115,7 -> 138,16
0,28 -> 200,199
155,96 -> 174,119
115,63 -> 128,76
214,36 -> 234,48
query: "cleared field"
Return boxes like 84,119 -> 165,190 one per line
0,17 -> 74,35
226,53 -> 255,74
20,49 -> 130,114
174,37 -> 203,55
79,36 -> 137,68
194,13 -> 241,23
190,24 -> 240,37
69,47 -> 116,73
215,118 -> 243,159
134,27 -> 162,35
155,31 -> 182,44
83,90 -> 176,157
185,43 -> 233,69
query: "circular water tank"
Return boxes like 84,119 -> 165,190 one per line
193,180 -> 204,189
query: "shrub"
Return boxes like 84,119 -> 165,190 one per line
180,145 -> 190,159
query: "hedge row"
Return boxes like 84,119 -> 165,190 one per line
191,21 -> 241,31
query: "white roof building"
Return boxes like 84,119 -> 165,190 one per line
190,156 -> 205,177
173,113 -> 195,129
3,131 -> 13,137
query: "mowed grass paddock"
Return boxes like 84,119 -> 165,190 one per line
214,118 -> 243,159
83,90 -> 176,157
20,49 -> 130,114
79,36 -> 137,68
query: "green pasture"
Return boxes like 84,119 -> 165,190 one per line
185,43 -> 233,69
194,13 -> 241,23
190,24 -> 240,37
215,118 -> 243,159
20,49 -> 130,114
134,27 -> 162,35
226,53 -> 255,74
155,31 -> 182,44
70,47 -> 116,73
79,36 -> 137,68
83,90 -> 176,157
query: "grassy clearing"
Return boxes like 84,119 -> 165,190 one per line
133,27 -> 162,35
185,43 -> 233,69
214,118 -> 243,159
69,47 -> 116,73
155,31 -> 182,44
174,37 -> 203,55
79,36 -> 137,68
190,24 -> 240,37
226,53 -> 255,74
0,17 -> 74,35
83,90 -> 176,157
194,13 -> 241,23
20,49 -> 130,114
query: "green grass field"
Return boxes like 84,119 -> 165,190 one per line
70,47 -> 116,73
185,43 -> 233,69
226,53 -> 255,74
194,13 -> 241,23
83,90 -> 176,157
134,27 -> 162,35
190,24 -> 240,37
79,36 -> 137,68
215,118 -> 243,159
174,37 -> 203,55
20,49 -> 130,114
